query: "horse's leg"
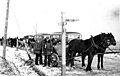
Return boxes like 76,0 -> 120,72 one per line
82,55 -> 86,67
66,58 -> 69,66
101,54 -> 104,69
66,53 -> 70,66
71,52 -> 76,67
86,54 -> 94,71
66,49 -> 71,67
68,55 -> 72,67
97,54 -> 100,70
66,51 -> 72,67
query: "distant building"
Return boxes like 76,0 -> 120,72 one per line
51,32 -> 82,41
34,33 -> 51,40
24,35 -> 34,39
33,32 -> 82,41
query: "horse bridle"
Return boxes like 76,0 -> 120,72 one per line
100,33 -> 114,49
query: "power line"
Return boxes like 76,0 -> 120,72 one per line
11,7 -> 22,38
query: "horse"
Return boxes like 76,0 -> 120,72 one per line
66,33 -> 116,71
82,33 -> 116,70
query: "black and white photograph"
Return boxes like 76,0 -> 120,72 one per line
0,0 -> 120,76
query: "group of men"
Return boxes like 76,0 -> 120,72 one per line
33,37 -> 55,67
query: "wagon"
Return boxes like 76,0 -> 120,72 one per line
49,42 -> 71,67
50,43 -> 62,67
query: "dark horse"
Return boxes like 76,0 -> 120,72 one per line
66,33 -> 116,71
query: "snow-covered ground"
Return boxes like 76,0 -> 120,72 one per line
0,45 -> 120,76
0,46 -> 38,76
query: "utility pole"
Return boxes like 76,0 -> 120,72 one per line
3,0 -> 10,59
61,12 -> 66,76
61,12 -> 79,76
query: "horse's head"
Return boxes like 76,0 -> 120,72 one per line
100,33 -> 116,47
106,33 -> 116,46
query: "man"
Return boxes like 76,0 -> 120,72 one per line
33,39 -> 43,65
43,37 -> 53,67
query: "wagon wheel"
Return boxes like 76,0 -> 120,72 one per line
50,53 -> 59,67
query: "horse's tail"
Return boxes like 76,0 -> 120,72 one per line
66,42 -> 70,54
67,41 -> 73,53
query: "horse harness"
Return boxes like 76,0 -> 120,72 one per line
82,34 -> 111,54
90,35 -> 113,53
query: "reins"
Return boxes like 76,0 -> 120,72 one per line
108,47 -> 114,52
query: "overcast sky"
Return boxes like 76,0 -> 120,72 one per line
0,0 -> 120,41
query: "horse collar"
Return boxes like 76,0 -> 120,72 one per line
91,36 -> 99,49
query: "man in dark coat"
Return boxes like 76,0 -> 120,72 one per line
33,39 -> 43,65
43,38 -> 53,67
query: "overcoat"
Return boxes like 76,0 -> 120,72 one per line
33,42 -> 42,54
44,40 -> 53,55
